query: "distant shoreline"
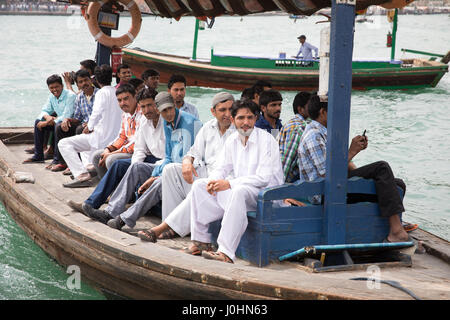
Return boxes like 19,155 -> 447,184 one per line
0,11 -> 72,16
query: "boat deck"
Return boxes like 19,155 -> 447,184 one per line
0,133 -> 449,300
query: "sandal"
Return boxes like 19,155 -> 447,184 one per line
138,229 -> 157,243
403,222 -> 419,233
183,241 -> 213,256
158,227 -> 179,240
201,251 -> 234,264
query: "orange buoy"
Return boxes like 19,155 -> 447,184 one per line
381,0 -> 414,9
86,0 -> 142,48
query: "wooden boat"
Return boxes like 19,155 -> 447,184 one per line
123,47 -> 449,91
1,128 -> 450,300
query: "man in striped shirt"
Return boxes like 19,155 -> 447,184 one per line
278,91 -> 311,182
91,83 -> 142,178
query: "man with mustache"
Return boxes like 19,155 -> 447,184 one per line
185,99 -> 284,263
167,74 -> 199,119
255,89 -> 283,138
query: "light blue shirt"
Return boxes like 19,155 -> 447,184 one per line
37,89 -> 76,123
296,42 -> 318,60
180,101 -> 199,119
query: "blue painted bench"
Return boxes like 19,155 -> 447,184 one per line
210,177 -> 403,267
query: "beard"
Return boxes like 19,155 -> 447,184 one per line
237,127 -> 253,137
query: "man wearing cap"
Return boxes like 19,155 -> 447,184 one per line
295,35 -> 318,61
137,92 -> 236,242
82,92 -> 202,231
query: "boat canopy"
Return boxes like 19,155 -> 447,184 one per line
67,0 -> 415,19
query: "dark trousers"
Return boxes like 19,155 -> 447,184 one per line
347,161 -> 405,218
53,122 -> 83,164
33,119 -> 55,161
85,154 -> 160,209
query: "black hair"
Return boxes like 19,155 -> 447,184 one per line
231,99 -> 259,118
259,89 -> 282,107
252,80 -> 272,95
74,69 -> 92,84
299,35 -> 306,40
141,69 -> 160,80
46,74 -> 63,86
116,83 -> 136,96
136,87 -> 158,103
79,59 -> 97,75
167,74 -> 186,89
292,91 -> 312,114
240,87 -> 255,101
307,95 -> 327,120
94,64 -> 113,86
128,78 -> 144,90
117,64 -> 130,74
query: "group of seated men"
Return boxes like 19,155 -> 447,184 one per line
23,61 -> 412,264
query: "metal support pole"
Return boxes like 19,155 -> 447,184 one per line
192,18 -> 200,60
391,9 -> 398,61
324,0 -> 356,245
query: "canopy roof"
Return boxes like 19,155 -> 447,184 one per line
68,0 -> 414,18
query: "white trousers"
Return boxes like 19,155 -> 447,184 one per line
190,178 -> 259,261
58,134 -> 99,178
162,163 -> 207,237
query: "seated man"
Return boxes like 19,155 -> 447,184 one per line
186,99 -> 284,263
278,91 -> 311,183
49,69 -> 99,172
168,74 -> 199,119
115,64 -> 133,89
128,78 -> 145,93
68,88 -> 165,213
298,95 -> 409,243
137,92 -> 236,242
62,59 -> 98,92
24,74 -> 76,164
91,83 -> 142,179
59,65 -> 123,187
251,80 -> 272,111
81,92 -> 202,231
141,69 -> 160,90
255,89 -> 283,137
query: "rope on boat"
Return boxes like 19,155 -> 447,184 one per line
349,277 -> 421,300
1,130 -> 33,143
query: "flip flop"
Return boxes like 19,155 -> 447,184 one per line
158,227 -> 179,240
201,251 -> 234,264
138,229 -> 157,243
183,241 -> 213,256
51,164 -> 67,172
63,179 -> 93,188
403,222 -> 419,233
22,157 -> 44,164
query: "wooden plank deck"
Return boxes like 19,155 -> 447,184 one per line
1,138 -> 449,300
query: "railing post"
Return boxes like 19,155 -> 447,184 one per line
324,0 -> 355,245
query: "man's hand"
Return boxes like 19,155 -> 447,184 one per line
98,148 -> 111,167
61,118 -> 71,132
283,198 -> 306,207
82,125 -> 92,134
181,157 -> 198,184
138,176 -> 158,195
206,180 -> 231,196
36,121 -> 47,130
348,135 -> 368,161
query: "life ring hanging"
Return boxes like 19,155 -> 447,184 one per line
86,0 -> 142,48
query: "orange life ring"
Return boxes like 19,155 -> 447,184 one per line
380,0 -> 414,9
86,0 -> 142,48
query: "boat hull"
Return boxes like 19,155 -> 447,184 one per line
123,48 -> 448,91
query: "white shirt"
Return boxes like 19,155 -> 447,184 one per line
209,127 -> 284,190
184,118 -> 234,176
86,85 -> 123,149
132,115 -> 165,164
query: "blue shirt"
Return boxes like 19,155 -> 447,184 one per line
296,42 -> 318,60
73,88 -> 98,123
38,89 -> 77,123
151,109 -> 203,177
180,102 -> 199,119
255,115 -> 282,138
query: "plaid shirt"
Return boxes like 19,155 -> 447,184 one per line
278,114 -> 308,183
73,88 -> 98,123
109,107 -> 142,154
298,120 -> 327,182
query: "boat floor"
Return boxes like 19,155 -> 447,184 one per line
2,140 -> 450,300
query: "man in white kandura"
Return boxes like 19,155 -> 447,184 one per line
137,92 -> 235,242
59,64 -> 122,187
185,99 -> 284,263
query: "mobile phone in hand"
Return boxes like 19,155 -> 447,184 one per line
362,129 -> 366,137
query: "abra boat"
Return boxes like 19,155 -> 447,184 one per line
1,0 -> 450,300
